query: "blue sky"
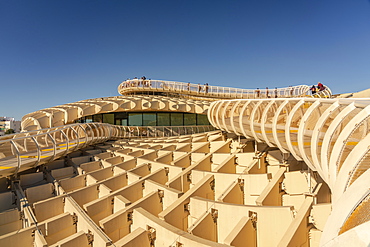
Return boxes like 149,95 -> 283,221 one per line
1,0 -> 370,120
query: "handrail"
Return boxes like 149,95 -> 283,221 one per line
0,123 -> 215,177
118,79 -> 332,99
207,97 -> 370,243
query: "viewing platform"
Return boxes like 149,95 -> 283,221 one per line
118,79 -> 332,99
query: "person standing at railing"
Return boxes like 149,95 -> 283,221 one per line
132,77 -> 138,87
289,86 -> 294,97
141,76 -> 146,87
274,87 -> 278,98
255,88 -> 260,98
198,83 -> 202,93
317,82 -> 325,91
310,85 -> 317,95
187,82 -> 190,91
124,79 -> 130,88
205,83 -> 209,93
266,87 -> 269,98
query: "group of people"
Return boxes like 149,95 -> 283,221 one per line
122,79 -> 214,94
165,82 -> 210,93
198,83 -> 209,93
121,76 -> 151,88
255,87 -> 279,98
310,82 -> 326,95
127,126 -> 148,138
254,82 -> 326,98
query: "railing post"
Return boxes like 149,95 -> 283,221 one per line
10,140 -> 21,177
78,125 -> 88,148
69,127 -> 79,152
31,137 -> 41,167
60,130 -> 69,156
90,123 -> 97,144
47,133 -> 56,160
123,126 -> 127,138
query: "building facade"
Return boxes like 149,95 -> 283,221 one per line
0,79 -> 368,247
0,117 -> 21,136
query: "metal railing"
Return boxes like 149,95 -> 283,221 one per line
118,79 -> 332,99
0,123 -> 215,177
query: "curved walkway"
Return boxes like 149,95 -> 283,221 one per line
118,79 -> 332,99
0,123 -> 214,177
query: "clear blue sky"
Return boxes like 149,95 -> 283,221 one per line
1,0 -> 370,120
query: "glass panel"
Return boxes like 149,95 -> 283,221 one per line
143,113 -> 157,126
197,114 -> 209,125
92,114 -> 103,123
85,116 -> 93,123
157,113 -> 170,126
115,112 -> 128,125
128,113 -> 143,126
171,113 -> 183,126
76,117 -> 84,123
115,112 -> 128,119
184,113 -> 196,125
103,114 -> 115,125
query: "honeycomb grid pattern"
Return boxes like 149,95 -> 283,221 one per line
0,131 -> 328,246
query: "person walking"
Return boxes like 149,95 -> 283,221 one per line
317,82 -> 324,91
310,85 -> 317,95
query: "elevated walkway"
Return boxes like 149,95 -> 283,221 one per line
118,79 -> 332,99
0,123 -> 215,177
